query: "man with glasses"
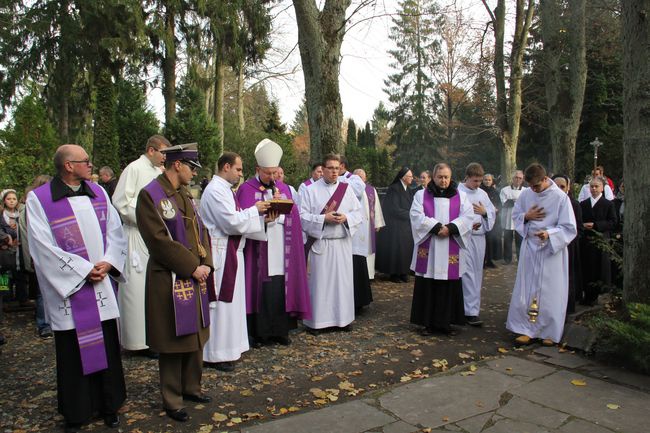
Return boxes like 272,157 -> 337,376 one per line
112,135 -> 170,357
500,170 -> 525,264
300,154 -> 362,333
26,144 -> 127,432
136,143 -> 213,422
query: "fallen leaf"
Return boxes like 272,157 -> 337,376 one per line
288,406 -> 300,412
313,399 -> 328,405
338,380 -> 355,391
242,412 -> 264,420
469,365 -> 478,372
310,388 -> 327,398
230,417 -> 242,424
212,413 -> 228,422
327,394 -> 338,401
383,369 -> 395,376
458,352 -> 471,359
400,375 -> 412,382
442,416 -> 450,422
410,349 -> 424,357
571,379 -> 587,386
240,389 -> 253,397
310,376 -> 324,382
497,347 -> 509,354
197,425 -> 213,433
606,403 -> 620,410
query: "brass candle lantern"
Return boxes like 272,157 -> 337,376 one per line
528,297 -> 539,323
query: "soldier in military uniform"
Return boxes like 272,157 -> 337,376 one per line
136,143 -> 213,422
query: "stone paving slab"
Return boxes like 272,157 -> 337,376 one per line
496,395 -> 569,428
485,356 -> 556,382
581,366 -> 650,392
558,419 -> 616,433
482,418 -> 552,433
379,368 -> 522,429
510,370 -> 650,433
380,420 -> 419,433
533,346 -> 592,368
243,400 -> 395,433
454,412 -> 493,433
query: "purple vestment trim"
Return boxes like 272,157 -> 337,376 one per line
415,191 -> 461,279
143,180 -> 210,336
218,190 -> 242,303
303,178 -> 313,186
365,184 -> 377,254
33,181 -> 109,375
237,178 -> 312,320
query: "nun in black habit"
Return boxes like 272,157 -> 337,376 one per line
376,167 -> 414,283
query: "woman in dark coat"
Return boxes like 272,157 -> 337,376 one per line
551,175 -> 583,314
376,167 -> 414,283
579,176 -> 617,306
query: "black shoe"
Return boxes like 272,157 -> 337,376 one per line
273,336 -> 291,346
103,413 -> 120,428
340,324 -> 353,332
214,361 -> 235,372
420,327 -> 436,336
144,349 -> 159,359
39,327 -> 53,339
306,327 -> 321,336
165,408 -> 189,422
0,334 -> 5,345
389,275 -> 401,283
399,274 -> 408,283
466,316 -> 483,327
443,327 -> 459,336
64,422 -> 82,433
484,261 -> 497,269
183,393 -> 212,403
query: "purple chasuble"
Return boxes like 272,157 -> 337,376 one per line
217,190 -> 242,303
143,180 -> 210,336
415,191 -> 461,279
237,178 -> 312,320
33,181 -> 109,375
365,184 -> 377,254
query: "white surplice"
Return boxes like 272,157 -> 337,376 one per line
339,171 -> 366,201
26,188 -> 127,331
111,154 -> 163,350
457,184 -> 496,317
351,186 -> 385,279
578,183 -> 614,202
300,178 -> 362,329
506,181 -> 577,342
499,185 -> 525,229
200,175 -> 264,363
409,189 -> 474,278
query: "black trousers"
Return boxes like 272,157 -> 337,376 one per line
247,275 -> 296,339
54,319 -> 126,424
503,230 -> 522,263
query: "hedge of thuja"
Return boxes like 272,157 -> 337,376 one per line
590,302 -> 650,374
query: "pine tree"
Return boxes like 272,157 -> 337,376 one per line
384,0 -> 442,167
0,91 -> 59,190
92,69 -> 120,173
116,79 -> 159,170
346,118 -> 357,146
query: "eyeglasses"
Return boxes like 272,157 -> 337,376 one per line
180,161 -> 198,172
325,166 -> 340,171
68,159 -> 92,166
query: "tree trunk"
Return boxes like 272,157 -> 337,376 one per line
162,8 -> 176,125
237,63 -> 246,134
541,0 -> 587,180
484,0 -> 534,180
622,0 -> 650,304
293,0 -> 351,164
213,56 -> 225,156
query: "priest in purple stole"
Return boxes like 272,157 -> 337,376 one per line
409,163 -> 474,336
136,143 -> 214,423
27,145 -> 127,433
237,139 -> 312,346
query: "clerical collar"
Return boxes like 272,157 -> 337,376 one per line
324,178 -> 337,185
50,176 -> 97,201
590,194 -> 602,207
511,184 -> 522,190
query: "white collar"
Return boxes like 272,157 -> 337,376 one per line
400,180 -> 407,190
590,194 -> 602,207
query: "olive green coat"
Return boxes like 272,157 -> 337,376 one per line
136,174 -> 213,353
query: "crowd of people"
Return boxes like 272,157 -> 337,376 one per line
0,136 -> 624,432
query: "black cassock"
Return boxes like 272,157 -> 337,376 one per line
566,197 -> 583,314
376,182 -> 414,278
579,196 -> 617,305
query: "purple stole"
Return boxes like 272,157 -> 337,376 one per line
33,181 -> 110,375
365,184 -> 377,254
344,171 -> 352,178
415,190 -> 461,279
237,178 -> 312,320
217,191 -> 242,303
304,181 -> 349,252
303,178 -> 313,186
143,180 -> 210,336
